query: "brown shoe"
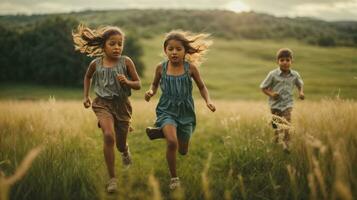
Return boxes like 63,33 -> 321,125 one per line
146,127 -> 164,140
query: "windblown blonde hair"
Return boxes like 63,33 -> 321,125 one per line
164,30 -> 212,66
72,24 -> 124,57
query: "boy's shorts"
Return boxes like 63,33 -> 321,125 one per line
157,117 -> 194,141
92,96 -> 132,135
271,108 -> 292,129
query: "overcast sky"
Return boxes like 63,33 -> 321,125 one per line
1,0 -> 357,21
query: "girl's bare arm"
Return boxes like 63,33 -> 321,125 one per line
145,64 -> 162,102
83,60 -> 96,108
120,57 -> 141,90
190,64 -> 216,112
84,60 -> 96,98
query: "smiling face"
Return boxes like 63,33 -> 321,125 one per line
103,34 -> 123,59
164,39 -> 185,64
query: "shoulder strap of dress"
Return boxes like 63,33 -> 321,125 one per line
94,57 -> 101,70
120,56 -> 127,73
161,60 -> 168,78
184,61 -> 190,75
116,56 -> 130,78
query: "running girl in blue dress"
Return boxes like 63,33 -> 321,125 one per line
144,30 -> 216,189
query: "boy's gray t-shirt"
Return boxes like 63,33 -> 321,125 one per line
260,68 -> 303,111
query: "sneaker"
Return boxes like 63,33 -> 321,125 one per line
121,147 -> 132,168
146,127 -> 164,140
169,177 -> 181,190
106,178 -> 118,193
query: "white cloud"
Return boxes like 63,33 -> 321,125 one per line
0,1 -> 83,15
224,1 -> 251,13
0,2 -> 32,15
291,1 -> 357,20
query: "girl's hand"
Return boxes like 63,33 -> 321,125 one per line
117,74 -> 129,85
206,101 -> 216,112
144,90 -> 154,102
83,97 -> 91,108
299,92 -> 305,100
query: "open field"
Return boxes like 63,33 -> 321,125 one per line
0,99 -> 356,200
1,38 -> 356,100
1,9 -> 357,200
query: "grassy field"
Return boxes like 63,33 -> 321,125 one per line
0,98 -> 356,200
0,38 -> 356,100
141,37 -> 357,100
0,38 -> 356,199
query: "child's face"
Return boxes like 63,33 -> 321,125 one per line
103,34 -> 123,59
277,57 -> 292,71
164,39 -> 185,64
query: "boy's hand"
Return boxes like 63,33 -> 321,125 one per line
83,97 -> 91,108
299,92 -> 305,100
117,74 -> 129,85
206,101 -> 216,112
271,92 -> 280,100
145,90 -> 154,102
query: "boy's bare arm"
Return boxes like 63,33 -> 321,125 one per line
297,85 -> 305,100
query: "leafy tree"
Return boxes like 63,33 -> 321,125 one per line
0,16 -> 145,86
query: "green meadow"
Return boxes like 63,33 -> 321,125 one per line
1,38 -> 357,100
1,99 -> 356,200
0,37 -> 356,200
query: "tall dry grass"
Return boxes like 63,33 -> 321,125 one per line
0,98 -> 356,199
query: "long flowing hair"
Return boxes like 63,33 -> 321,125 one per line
72,24 -> 124,57
164,30 -> 212,66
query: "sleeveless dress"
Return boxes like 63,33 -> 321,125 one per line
155,60 -> 196,140
92,56 -> 131,99
91,56 -> 133,135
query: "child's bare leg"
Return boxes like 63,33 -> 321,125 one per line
178,139 -> 189,155
115,122 -> 129,156
283,110 -> 292,144
162,124 -> 178,178
99,118 -> 116,178
282,109 -> 292,152
273,128 -> 280,143
283,129 -> 290,144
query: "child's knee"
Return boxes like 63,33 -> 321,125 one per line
167,140 -> 178,150
103,132 -> 115,146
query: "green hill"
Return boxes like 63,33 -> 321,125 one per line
1,9 -> 357,47
1,37 -> 356,100
141,37 -> 357,100
0,10 -> 356,100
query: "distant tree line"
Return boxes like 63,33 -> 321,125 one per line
0,10 -> 356,86
68,10 -> 357,47
0,16 -> 144,86
2,10 -> 357,49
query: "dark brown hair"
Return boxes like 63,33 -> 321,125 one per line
276,48 -> 293,60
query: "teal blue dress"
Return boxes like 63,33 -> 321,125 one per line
155,60 -> 196,141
